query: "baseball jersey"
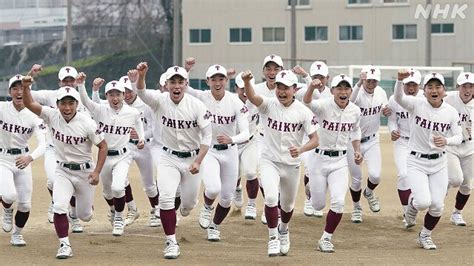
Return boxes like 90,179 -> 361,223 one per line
187,88 -> 250,145
0,102 -> 47,160
350,84 -> 388,138
258,97 -> 317,165
308,98 -> 361,150
444,91 -> 473,141
387,91 -> 424,138
39,106 -> 104,163
393,81 -> 463,153
79,85 -> 144,150
137,89 -> 210,151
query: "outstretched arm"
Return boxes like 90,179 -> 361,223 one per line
242,70 -> 263,107
76,72 -> 100,113
21,76 -> 42,116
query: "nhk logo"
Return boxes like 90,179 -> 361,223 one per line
414,3 -> 468,19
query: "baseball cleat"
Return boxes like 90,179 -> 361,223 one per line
318,238 -> 335,253
244,203 -> 257,220
163,240 -> 180,259
199,206 -> 213,229
267,236 -> 280,257
450,212 -> 466,226
418,234 -> 437,250
112,216 -> 125,236
303,198 -> 314,217
125,207 -> 140,226
351,207 -> 363,223
107,210 -> 115,225
56,243 -> 73,259
149,209 -> 161,227
364,190 -> 380,212
47,203 -> 54,223
404,204 -> 418,229
313,209 -> 324,218
2,208 -> 13,233
261,211 -> 267,225
207,224 -> 221,242
68,215 -> 83,233
233,187 -> 243,209
279,229 -> 290,255
10,234 -> 27,247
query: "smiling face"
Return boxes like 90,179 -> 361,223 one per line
403,82 -> 419,96
59,76 -> 76,88
235,85 -> 247,102
106,90 -> 124,110
206,74 -> 228,100
263,62 -> 282,88
363,79 -> 378,94
167,75 -> 188,104
124,88 -> 136,105
275,82 -> 296,107
57,96 -> 78,122
9,81 -> 24,109
424,79 -> 445,107
331,82 -> 352,108
457,83 -> 473,104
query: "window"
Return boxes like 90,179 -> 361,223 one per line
392,24 -> 417,40
339,25 -> 363,41
189,29 -> 211,44
304,26 -> 328,41
383,0 -> 408,3
189,79 -> 209,90
287,0 -> 310,6
348,0 -> 371,4
432,23 -> 454,34
262,27 -> 285,42
229,28 -> 252,43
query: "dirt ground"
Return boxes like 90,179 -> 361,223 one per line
1,133 -> 473,265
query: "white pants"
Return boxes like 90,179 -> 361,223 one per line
407,154 -> 448,217
347,136 -> 382,191
447,142 -> 473,195
201,145 -> 239,208
0,154 -> 32,212
393,138 -> 410,190
45,145 -> 57,191
101,152 -> 133,200
128,143 -> 157,198
260,158 -> 300,212
307,152 -> 348,213
238,139 -> 258,180
156,150 -> 202,212
53,165 -> 95,221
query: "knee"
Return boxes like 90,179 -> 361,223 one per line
17,201 -> 31,212
53,202 -> 69,214
78,211 -> 93,222
144,185 -> 158,198
181,198 -> 197,213
368,175 -> 381,184
329,198 -> 345,213
264,194 -> 278,208
204,185 -> 221,200
350,177 -> 362,191
449,175 -> 463,188
312,196 -> 326,211
219,197 -> 232,209
1,192 -> 17,204
428,202 -> 444,217
111,184 -> 125,198
158,194 -> 175,210
413,196 -> 431,211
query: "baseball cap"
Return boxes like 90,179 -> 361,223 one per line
58,66 -> 78,81
361,65 -> 381,81
8,74 -> 23,88
159,72 -> 167,86
235,72 -> 255,89
262,54 -> 284,69
403,68 -> 421,85
105,80 -> 125,94
206,64 -> 227,78
456,72 -> 474,85
275,70 -> 298,87
309,61 -> 329,77
119,75 -> 132,90
57,86 -> 80,101
423,72 -> 445,87
331,74 -> 353,88
166,66 -> 189,80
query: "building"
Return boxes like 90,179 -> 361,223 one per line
182,0 -> 473,89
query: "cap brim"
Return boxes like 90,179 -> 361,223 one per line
168,73 -> 188,80
424,78 -> 444,86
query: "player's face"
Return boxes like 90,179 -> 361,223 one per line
236,86 -> 247,102
124,88 -> 136,105
275,83 -> 296,107
207,74 -> 228,99
59,76 -> 76,88
312,74 -> 328,88
263,62 -> 282,87
167,75 -> 187,104
331,82 -> 352,108
403,82 -> 419,96
106,90 -> 124,110
457,83 -> 473,104
9,82 -> 24,108
363,79 -> 378,93
424,79 -> 445,107
57,97 -> 78,122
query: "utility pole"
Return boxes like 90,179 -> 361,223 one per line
173,0 -> 182,65
290,0 -> 296,67
66,0 -> 72,65
425,0 -> 432,66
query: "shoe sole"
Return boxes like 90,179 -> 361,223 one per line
11,243 -> 26,247
149,224 -> 161,227
318,247 -> 335,253
451,220 -> 466,226
268,253 -> 280,257
3,227 -> 13,233
405,224 -> 416,229
113,232 -> 124,236
56,254 -> 73,259
351,220 -> 362,224
72,230 -> 83,233
208,238 -> 220,242
245,215 -> 256,220
304,212 -> 314,217
199,223 -> 210,229
164,254 -> 180,259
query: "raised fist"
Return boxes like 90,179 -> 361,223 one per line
92,78 -> 105,91
309,79 -> 323,90
241,70 -> 253,82
76,72 -> 87,85
136,62 -> 148,76
184,57 -> 196,72
397,69 -> 411,81
359,72 -> 367,81
292,65 -> 308,77
127,69 -> 139,83
28,64 -> 43,77
21,76 -> 33,87
227,68 -> 236,78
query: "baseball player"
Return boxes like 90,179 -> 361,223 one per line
91,75 -> 160,227
445,72 -> 473,226
21,76 -> 107,259
396,71 -> 462,250
186,64 -> 249,242
242,69 -> 318,256
29,65 -> 87,232
136,62 -> 211,259
0,74 -> 46,247
387,68 -> 422,224
233,72 -> 260,219
303,74 -> 362,253
347,65 -> 391,223
78,74 -> 145,237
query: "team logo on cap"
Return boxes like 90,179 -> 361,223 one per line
65,67 -> 71,73
111,82 -> 116,87
370,69 -> 376,74
270,55 -> 275,59
465,73 -> 470,79
432,73 -> 437,77
215,65 -> 220,70
340,74 -> 345,79
65,87 -> 71,92
280,72 -> 286,78
16,75 -> 21,80
317,64 -> 322,70
410,71 -> 415,77
174,66 -> 180,72
123,77 -> 128,83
